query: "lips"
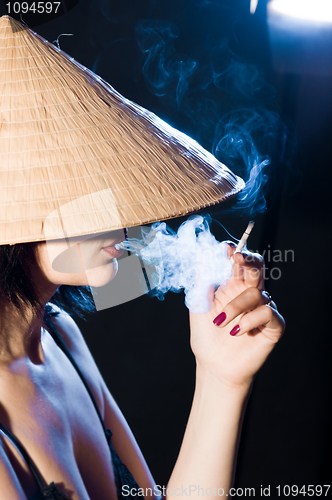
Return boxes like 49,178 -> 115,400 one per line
102,239 -> 125,258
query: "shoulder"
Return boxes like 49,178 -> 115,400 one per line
47,304 -> 88,356
46,303 -> 99,369
46,304 -> 106,416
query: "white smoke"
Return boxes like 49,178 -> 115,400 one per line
116,215 -> 233,313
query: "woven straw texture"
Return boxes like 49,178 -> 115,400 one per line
0,15 -> 244,245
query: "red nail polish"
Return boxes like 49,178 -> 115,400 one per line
213,312 -> 226,326
230,325 -> 240,336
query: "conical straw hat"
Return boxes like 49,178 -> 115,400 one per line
0,15 -> 244,245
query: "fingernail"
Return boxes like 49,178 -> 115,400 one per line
213,312 -> 226,326
230,325 -> 240,336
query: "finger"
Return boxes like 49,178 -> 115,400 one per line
213,287 -> 266,327
226,241 -> 245,280
225,241 -> 236,260
231,250 -> 245,280
228,304 -> 285,342
233,251 -> 264,289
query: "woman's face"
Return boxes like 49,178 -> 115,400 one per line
35,229 -> 125,288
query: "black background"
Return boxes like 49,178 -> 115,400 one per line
1,0 -> 331,497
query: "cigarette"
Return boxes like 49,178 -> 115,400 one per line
231,221 -> 255,262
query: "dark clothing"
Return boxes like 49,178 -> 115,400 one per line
0,314 -> 141,499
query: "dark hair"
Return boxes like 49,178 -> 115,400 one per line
0,243 -> 95,321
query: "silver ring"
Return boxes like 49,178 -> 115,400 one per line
264,291 -> 272,306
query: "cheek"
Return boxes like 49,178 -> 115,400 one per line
35,241 -> 70,283
85,259 -> 118,287
78,241 -> 104,271
42,239 -> 83,275
36,237 -> 120,287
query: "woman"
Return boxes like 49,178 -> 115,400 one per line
0,15 -> 285,499
0,231 -> 284,499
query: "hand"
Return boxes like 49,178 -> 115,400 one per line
189,242 -> 285,391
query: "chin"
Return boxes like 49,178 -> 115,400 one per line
84,259 -> 118,287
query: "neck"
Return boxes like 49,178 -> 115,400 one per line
0,303 -> 43,363
0,284 -> 58,365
